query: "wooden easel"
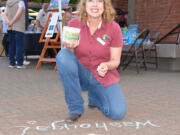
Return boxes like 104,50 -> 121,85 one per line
36,12 -> 66,70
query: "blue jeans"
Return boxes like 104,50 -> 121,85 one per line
56,49 -> 127,120
8,30 -> 25,66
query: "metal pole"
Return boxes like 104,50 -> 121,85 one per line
58,0 -> 63,48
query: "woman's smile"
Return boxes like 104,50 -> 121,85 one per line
90,8 -> 99,13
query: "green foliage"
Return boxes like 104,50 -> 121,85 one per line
27,0 -> 79,4
1,0 -> 88,4
27,0 -> 79,3
69,0 -> 79,4
28,0 -> 50,2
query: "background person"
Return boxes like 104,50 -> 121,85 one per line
64,6 -> 72,26
0,8 -> 3,56
56,0 -> 127,122
0,7 -> 9,56
0,7 -> 7,36
4,0 -> 26,68
61,0 -> 70,8
0,9 -> 2,32
36,3 -> 48,32
28,20 -> 36,32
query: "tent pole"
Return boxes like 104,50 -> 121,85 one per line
58,0 -> 63,48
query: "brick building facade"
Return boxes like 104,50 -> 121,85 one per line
113,0 -> 180,43
113,0 -> 128,12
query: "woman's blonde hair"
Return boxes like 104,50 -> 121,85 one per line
77,0 -> 116,22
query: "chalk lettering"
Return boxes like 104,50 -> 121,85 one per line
123,122 -> 135,127
51,120 -> 64,130
109,122 -> 122,128
17,126 -> 30,135
95,122 -> 108,131
15,119 -> 161,135
36,126 -> 49,131
135,120 -> 160,129
80,123 -> 91,128
64,124 -> 78,130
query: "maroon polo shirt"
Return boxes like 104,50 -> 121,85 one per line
68,18 -> 123,87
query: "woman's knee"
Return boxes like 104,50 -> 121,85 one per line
107,104 -> 127,120
56,49 -> 78,74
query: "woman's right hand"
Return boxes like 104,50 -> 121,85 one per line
63,40 -> 79,49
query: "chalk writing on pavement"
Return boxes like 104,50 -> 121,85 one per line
16,120 -> 160,135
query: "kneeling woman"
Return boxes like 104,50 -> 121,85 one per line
56,0 -> 127,122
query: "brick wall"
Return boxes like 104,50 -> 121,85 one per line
113,0 -> 128,12
134,0 -> 180,43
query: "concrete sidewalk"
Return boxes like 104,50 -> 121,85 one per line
0,56 -> 180,135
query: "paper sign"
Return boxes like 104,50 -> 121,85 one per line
45,13 -> 59,38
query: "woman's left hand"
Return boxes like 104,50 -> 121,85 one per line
97,63 -> 108,77
63,40 -> 79,49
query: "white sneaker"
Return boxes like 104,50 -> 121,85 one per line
16,65 -> 26,69
23,60 -> 30,65
8,65 -> 15,68
15,60 -> 30,66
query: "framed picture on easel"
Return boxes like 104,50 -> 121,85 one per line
45,12 -> 59,38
